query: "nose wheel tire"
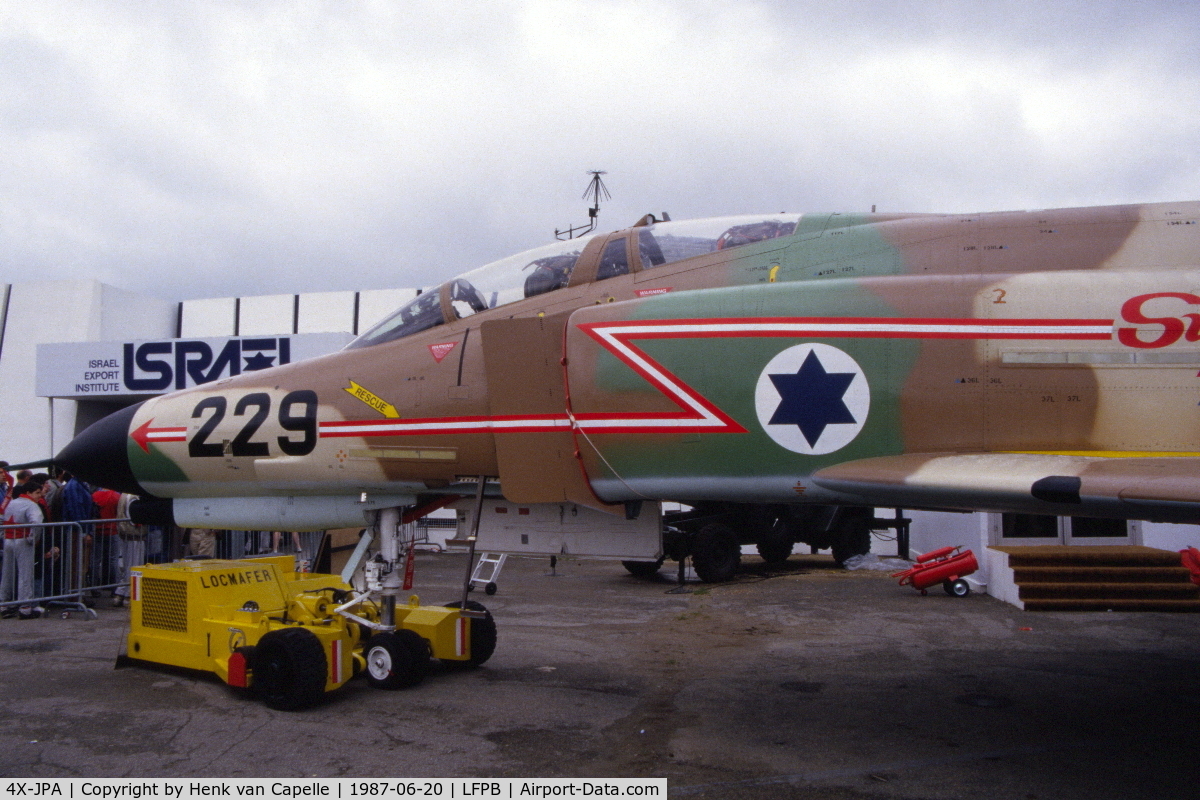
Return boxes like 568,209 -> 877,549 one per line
364,628 -> 432,690
364,629 -> 429,690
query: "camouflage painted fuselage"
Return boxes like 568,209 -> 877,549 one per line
63,201 -> 1200,525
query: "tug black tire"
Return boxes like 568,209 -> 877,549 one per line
364,629 -> 428,690
252,627 -> 327,711
443,600 -> 497,667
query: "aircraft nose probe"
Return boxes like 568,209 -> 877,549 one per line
54,402 -> 149,496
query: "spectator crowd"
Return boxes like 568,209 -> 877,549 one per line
0,459 -> 323,619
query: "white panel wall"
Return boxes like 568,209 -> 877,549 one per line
99,284 -> 177,341
240,294 -> 295,335
297,291 -> 356,334
358,288 -> 417,333
1141,521 -> 1200,552
906,510 -> 983,558
180,297 -> 237,337
0,280 -> 175,462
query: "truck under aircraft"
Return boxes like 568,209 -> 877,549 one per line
56,200 -> 1200,584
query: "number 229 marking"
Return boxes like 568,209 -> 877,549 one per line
189,390 -> 318,458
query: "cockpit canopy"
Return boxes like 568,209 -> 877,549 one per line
347,213 -> 800,350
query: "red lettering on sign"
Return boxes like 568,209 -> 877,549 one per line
1117,292 -> 1200,348
429,342 -> 458,363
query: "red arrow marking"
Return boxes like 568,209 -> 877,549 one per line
130,418 -> 188,454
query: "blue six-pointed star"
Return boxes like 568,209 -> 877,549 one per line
243,351 -> 277,371
768,350 -> 858,447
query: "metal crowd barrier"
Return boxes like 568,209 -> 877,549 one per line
1,521 -> 331,619
0,519 -> 119,619
212,529 -> 326,566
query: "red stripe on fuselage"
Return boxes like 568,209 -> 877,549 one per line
311,316 -> 1116,438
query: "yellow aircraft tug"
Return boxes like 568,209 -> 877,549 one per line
124,553 -> 495,710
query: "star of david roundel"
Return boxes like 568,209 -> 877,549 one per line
754,343 -> 870,455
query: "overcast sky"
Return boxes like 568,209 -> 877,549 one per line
2,1 -> 1198,301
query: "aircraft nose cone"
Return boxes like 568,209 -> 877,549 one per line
55,402 -> 150,496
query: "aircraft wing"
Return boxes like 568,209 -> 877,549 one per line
811,452 -> 1200,522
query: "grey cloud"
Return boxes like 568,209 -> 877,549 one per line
0,0 -> 1198,301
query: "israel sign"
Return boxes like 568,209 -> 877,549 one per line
36,332 -> 353,398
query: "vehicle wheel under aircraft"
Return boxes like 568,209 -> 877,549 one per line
692,523 -> 741,582
944,579 -> 971,598
443,600 -> 497,667
756,538 -> 793,563
622,557 -> 666,578
755,518 -> 794,564
830,515 -> 872,565
364,629 -> 429,690
252,627 -> 327,711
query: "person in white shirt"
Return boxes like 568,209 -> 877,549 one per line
2,482 -> 45,618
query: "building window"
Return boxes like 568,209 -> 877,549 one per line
1001,513 -> 1059,538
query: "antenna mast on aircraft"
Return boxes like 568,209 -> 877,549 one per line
556,170 -> 610,240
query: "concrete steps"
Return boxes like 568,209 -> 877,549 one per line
987,545 -> 1200,611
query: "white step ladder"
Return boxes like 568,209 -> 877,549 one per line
468,553 -> 507,596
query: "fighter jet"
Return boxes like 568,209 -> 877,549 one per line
56,201 -> 1200,581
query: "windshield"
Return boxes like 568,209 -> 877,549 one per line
457,235 -> 599,308
637,214 -> 800,269
348,234 -> 599,349
349,288 -> 444,348
347,213 -> 803,350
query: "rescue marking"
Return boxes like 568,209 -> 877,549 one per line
343,380 -> 400,418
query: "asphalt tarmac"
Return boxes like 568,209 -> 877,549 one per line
0,551 -> 1197,800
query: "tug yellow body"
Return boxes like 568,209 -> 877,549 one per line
125,555 -> 495,709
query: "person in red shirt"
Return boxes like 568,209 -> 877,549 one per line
0,461 -> 14,516
91,488 -> 121,592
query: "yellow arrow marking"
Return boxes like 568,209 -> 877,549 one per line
344,381 -> 400,418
